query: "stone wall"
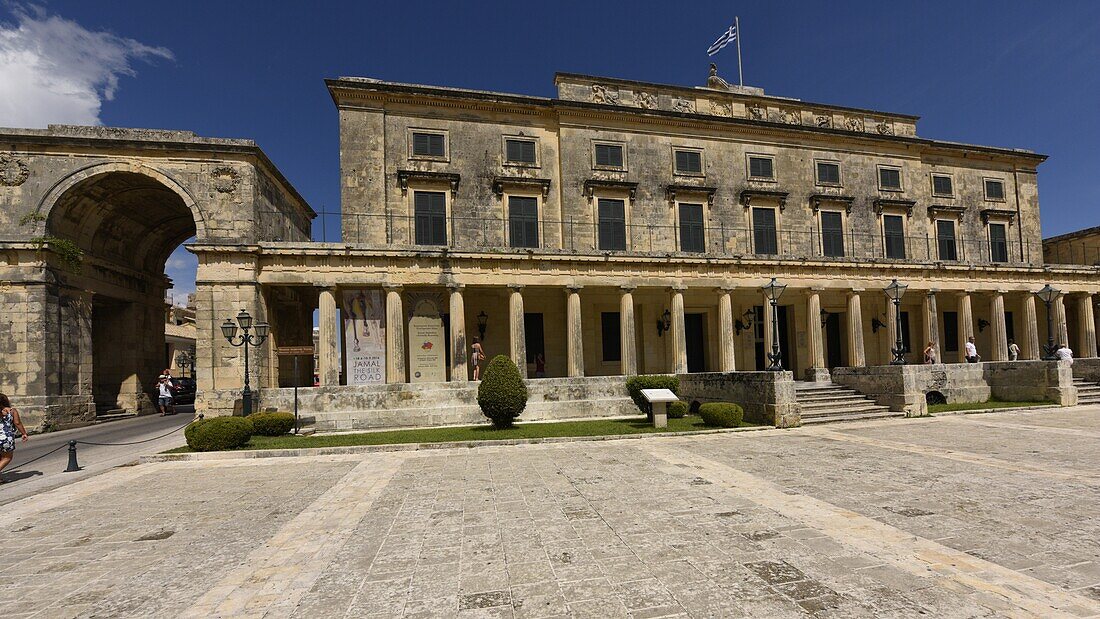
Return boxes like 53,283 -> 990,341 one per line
677,371 -> 800,428
1071,357 -> 1100,383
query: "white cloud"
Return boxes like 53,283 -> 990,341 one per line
166,244 -> 197,304
0,5 -> 172,127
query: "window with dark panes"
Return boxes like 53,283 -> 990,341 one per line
597,198 -> 627,251
752,207 -> 778,255
505,139 -> 536,164
816,161 -> 840,185
749,156 -> 774,179
678,203 -> 705,253
943,311 -> 959,351
879,167 -> 902,190
594,143 -> 623,168
883,214 -> 906,259
932,174 -> 953,196
508,196 -> 539,248
936,219 -> 958,261
601,312 -> 621,362
985,179 -> 1005,200
412,132 -> 445,157
674,150 -> 702,174
989,223 -> 1009,263
820,211 -> 845,257
413,191 -> 447,245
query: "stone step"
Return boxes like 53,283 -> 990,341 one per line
794,385 -> 859,395
801,410 -> 905,425
94,410 -> 138,422
796,392 -> 866,404
801,404 -> 892,418
801,401 -> 888,414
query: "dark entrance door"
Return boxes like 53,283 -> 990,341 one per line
685,313 -> 706,373
777,306 -> 793,373
825,312 -> 844,368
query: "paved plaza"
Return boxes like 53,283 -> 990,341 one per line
3,408 -> 1100,618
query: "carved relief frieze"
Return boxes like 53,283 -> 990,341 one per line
814,115 -> 832,129
784,109 -> 801,125
709,100 -> 733,117
210,166 -> 240,193
591,84 -> 620,105
876,119 -> 895,135
844,117 -> 865,132
672,98 -> 695,113
636,91 -> 657,109
0,153 -> 30,187
748,106 -> 766,121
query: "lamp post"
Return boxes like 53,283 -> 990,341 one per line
762,278 -> 787,371
1034,284 -> 1059,360
884,279 -> 908,365
221,309 -> 269,416
175,349 -> 194,379
476,311 -> 488,341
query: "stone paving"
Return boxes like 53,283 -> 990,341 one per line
2,407 -> 1100,618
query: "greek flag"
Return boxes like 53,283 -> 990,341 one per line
707,24 -> 737,56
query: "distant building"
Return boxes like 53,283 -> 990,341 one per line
1045,226 -> 1100,266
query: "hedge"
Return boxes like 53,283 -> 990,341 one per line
477,355 -> 528,428
698,402 -> 744,428
625,375 -> 680,418
185,416 -> 254,451
248,412 -> 295,436
667,401 -> 688,419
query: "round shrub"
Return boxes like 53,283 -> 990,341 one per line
667,401 -> 688,419
625,375 -> 680,419
477,355 -> 528,428
698,402 -> 744,428
248,412 -> 295,436
185,416 -> 254,451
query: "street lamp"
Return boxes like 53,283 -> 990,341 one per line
476,311 -> 488,340
222,309 -> 269,416
1034,284 -> 1060,360
175,349 -> 194,378
884,279 -> 908,365
762,278 -> 787,371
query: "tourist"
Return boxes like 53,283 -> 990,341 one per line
471,337 -> 485,380
0,393 -> 29,483
923,341 -> 937,364
1055,343 -> 1074,364
156,375 -> 176,415
1008,339 -> 1020,361
535,353 -> 546,378
965,336 -> 980,363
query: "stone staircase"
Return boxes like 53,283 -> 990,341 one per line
1073,378 -> 1100,405
795,381 -> 902,425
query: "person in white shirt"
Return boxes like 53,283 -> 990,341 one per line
156,375 -> 176,415
1055,343 -> 1074,364
964,336 -> 980,363
1007,339 -> 1020,361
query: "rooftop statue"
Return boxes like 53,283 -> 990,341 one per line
706,63 -> 734,91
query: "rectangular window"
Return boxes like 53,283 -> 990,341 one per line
931,174 -> 953,197
749,156 -> 774,179
989,223 -> 1009,263
505,139 -> 537,164
508,196 -> 539,248
678,203 -> 705,253
943,311 -> 959,352
985,179 -> 1005,201
879,167 -> 902,190
594,143 -> 624,168
411,132 -> 445,157
752,207 -> 778,255
597,198 -> 627,251
524,313 -> 544,364
413,191 -> 447,245
936,219 -> 958,261
883,214 -> 906,259
816,161 -> 841,186
674,149 -> 702,174
601,312 -> 621,362
820,211 -> 845,257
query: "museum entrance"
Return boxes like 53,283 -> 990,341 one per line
685,313 -> 707,373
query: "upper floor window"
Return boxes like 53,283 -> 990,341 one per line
883,214 -> 906,259
504,138 -> 537,165
815,161 -> 841,186
931,173 -> 954,197
878,166 -> 902,191
678,203 -> 705,253
936,219 -> 958,261
508,196 -> 539,248
820,211 -> 845,257
752,207 -> 778,255
413,191 -> 447,246
748,155 -> 775,180
597,198 -> 627,251
674,149 -> 703,175
594,142 -> 624,169
984,178 -> 1005,201
989,222 -> 1009,263
411,131 -> 446,159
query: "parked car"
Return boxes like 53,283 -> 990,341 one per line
173,377 -> 197,405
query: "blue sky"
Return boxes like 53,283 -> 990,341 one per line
3,1 -> 1099,302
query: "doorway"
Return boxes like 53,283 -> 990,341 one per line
685,313 -> 707,373
825,312 -> 844,368
753,305 -> 793,372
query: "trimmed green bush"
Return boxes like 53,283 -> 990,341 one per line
625,375 -> 680,418
185,416 -> 254,451
667,401 -> 688,419
698,402 -> 744,428
477,355 -> 528,428
248,412 -> 295,436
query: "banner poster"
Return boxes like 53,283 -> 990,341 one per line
342,289 -> 385,385
407,293 -> 447,383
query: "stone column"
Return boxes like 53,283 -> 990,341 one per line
922,291 -> 939,354
1054,294 -> 1069,349
763,293 -> 775,367
1078,294 -> 1097,357
448,285 -> 468,381
989,291 -> 1008,362
1022,294 -> 1040,360
384,285 -> 406,383
508,285 -> 527,378
806,290 -> 825,378
846,290 -> 866,367
958,292 -> 974,363
886,297 -> 898,365
620,286 -> 638,376
566,287 -> 584,377
717,288 -> 736,372
317,287 -> 340,386
670,288 -> 687,374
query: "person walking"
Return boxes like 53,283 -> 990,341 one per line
156,375 -> 176,415
1007,339 -> 1020,361
534,353 -> 546,378
0,393 -> 29,483
1055,343 -> 1074,365
965,336 -> 980,363
471,337 -> 485,381
923,341 -> 937,364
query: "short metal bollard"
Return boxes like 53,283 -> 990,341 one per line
64,440 -> 80,472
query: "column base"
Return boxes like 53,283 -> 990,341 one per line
803,368 -> 832,383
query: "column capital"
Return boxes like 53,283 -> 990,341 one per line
849,288 -> 865,294
507,284 -> 524,291
716,286 -> 735,294
808,287 -> 825,293
668,285 -> 687,293
927,289 -> 939,295
446,283 -> 465,291
565,285 -> 583,293
383,284 -> 403,292
620,285 -> 636,293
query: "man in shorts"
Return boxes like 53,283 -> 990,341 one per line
156,375 -> 176,415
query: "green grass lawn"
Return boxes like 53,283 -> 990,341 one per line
928,400 -> 1052,414
166,415 -> 757,453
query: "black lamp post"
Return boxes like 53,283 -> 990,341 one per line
221,309 -> 269,416
476,311 -> 488,340
762,278 -> 787,371
175,349 -> 194,379
656,309 -> 672,337
884,279 -> 908,365
1034,284 -> 1059,360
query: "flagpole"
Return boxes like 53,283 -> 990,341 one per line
735,16 -> 743,86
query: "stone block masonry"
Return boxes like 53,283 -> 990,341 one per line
678,371 -> 801,427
